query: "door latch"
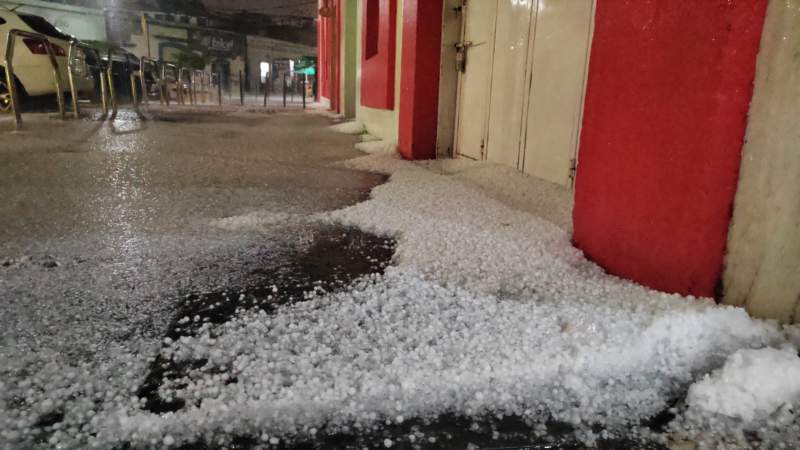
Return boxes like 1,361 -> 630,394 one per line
455,41 -> 473,73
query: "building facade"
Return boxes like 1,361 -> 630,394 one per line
4,0 -> 315,95
317,0 -> 800,323
246,35 -> 315,93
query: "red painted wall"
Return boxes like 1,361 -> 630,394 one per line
573,0 -> 768,298
318,3 -> 331,100
360,0 -> 397,110
318,0 -> 340,110
316,16 -> 321,102
333,0 -> 342,113
398,0 -> 443,160
328,0 -> 342,112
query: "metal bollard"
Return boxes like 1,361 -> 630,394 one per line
66,41 -> 80,119
158,67 -> 166,106
107,65 -> 117,119
183,69 -> 195,105
129,72 -> 139,110
239,70 -> 244,106
176,69 -> 184,106
203,72 -> 209,103
140,57 -> 158,107
161,63 -> 170,107
217,72 -> 222,106
140,71 -> 148,106
106,51 -> 118,119
282,73 -> 287,108
99,69 -> 109,117
302,76 -> 306,110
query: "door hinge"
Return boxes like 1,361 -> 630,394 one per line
480,138 -> 486,158
569,158 -> 578,180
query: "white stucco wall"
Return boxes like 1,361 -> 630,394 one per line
722,0 -> 800,323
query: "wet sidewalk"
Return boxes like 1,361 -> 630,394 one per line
0,106 -> 394,448
0,107 -> 679,449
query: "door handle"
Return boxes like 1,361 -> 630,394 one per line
455,41 -> 486,73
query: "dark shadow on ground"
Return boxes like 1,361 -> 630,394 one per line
137,225 -> 396,414
172,415 -> 668,450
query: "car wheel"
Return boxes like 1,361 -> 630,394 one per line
0,79 -> 11,113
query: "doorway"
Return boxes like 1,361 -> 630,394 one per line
454,0 -> 595,188
453,0 -> 497,161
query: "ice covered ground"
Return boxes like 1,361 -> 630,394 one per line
3,121 -> 799,448
54,153 -> 800,447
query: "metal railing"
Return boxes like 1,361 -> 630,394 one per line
104,47 -> 145,116
3,36 -> 294,131
179,67 -> 193,105
67,40 -> 109,119
140,57 -> 164,106
161,62 -> 178,106
129,68 -> 142,109
104,50 -> 120,119
4,29 -> 65,129
192,70 -> 208,104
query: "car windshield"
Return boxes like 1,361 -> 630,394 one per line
17,14 -> 72,41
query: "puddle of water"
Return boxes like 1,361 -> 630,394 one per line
146,110 -> 269,126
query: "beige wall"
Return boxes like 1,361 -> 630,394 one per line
129,24 -> 188,61
338,0 -> 358,119
354,0 -> 403,141
722,0 -> 800,323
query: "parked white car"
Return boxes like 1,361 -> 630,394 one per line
0,6 -> 94,111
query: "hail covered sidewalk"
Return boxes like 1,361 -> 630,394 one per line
1,110 -> 799,449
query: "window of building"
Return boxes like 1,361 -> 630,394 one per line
260,61 -> 270,83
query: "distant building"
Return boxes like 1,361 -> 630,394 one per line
2,0 -> 317,95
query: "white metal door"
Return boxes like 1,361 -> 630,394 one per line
485,0 -> 536,169
454,0 -> 498,160
521,0 -> 595,187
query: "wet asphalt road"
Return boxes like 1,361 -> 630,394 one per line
0,107 -> 396,448
1,108 -> 387,356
